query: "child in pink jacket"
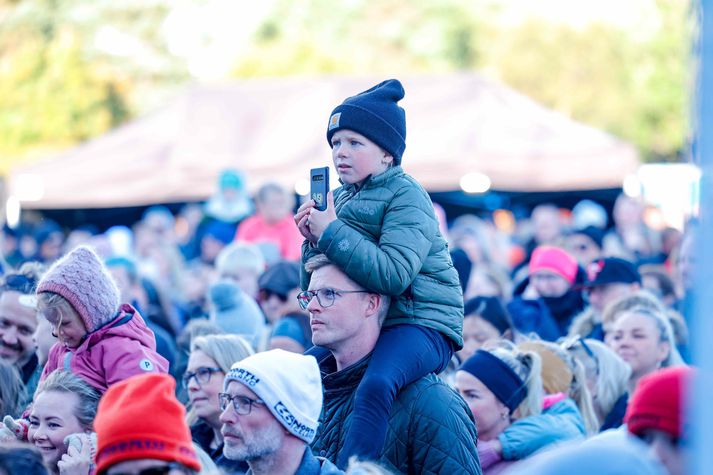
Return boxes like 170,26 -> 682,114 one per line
37,246 -> 168,393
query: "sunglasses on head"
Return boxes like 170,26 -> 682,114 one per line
1,273 -> 36,294
259,289 -> 288,303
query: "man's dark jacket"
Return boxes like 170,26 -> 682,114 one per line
311,354 -> 482,475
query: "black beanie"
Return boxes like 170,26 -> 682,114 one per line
463,296 -> 513,335
326,79 -> 407,163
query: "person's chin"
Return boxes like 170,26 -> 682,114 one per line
0,352 -> 17,364
36,446 -> 60,465
311,333 -> 334,349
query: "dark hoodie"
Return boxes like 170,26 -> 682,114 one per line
507,268 -> 586,341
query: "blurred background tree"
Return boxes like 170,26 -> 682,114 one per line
0,0 -> 692,173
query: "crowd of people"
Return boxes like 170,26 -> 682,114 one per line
0,79 -> 695,475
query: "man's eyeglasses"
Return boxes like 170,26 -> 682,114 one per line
182,367 -> 222,388
296,288 -> 371,310
1,273 -> 37,294
219,393 -> 265,415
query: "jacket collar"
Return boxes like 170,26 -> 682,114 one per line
77,304 -> 137,350
319,352 -> 373,392
341,165 -> 403,193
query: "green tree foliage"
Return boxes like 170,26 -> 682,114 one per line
0,0 -> 692,172
479,1 -> 691,162
234,0 -> 691,162
0,0 -> 186,173
233,0 -> 482,76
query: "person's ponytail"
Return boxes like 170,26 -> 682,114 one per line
514,349 -> 543,419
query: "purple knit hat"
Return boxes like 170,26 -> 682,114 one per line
37,246 -> 120,332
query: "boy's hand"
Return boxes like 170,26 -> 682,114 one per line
306,192 -> 337,241
295,199 -> 319,245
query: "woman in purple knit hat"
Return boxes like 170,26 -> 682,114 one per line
36,245 -> 168,393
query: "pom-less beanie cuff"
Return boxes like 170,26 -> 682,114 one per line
36,246 -> 120,332
529,246 -> 579,285
95,433 -> 199,475
326,79 -> 407,163
94,374 -> 200,474
223,349 -> 322,444
36,281 -> 95,332
327,104 -> 406,161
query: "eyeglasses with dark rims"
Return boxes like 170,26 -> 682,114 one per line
296,287 -> 371,310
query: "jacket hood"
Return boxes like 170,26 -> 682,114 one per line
80,304 -> 157,352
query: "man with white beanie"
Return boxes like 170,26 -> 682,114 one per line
220,349 -> 342,475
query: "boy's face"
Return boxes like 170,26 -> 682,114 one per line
331,129 -> 393,185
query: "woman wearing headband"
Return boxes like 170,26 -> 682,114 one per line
455,346 -> 542,474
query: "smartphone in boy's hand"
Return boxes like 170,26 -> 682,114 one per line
310,167 -> 330,211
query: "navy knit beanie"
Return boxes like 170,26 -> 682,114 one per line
326,79 -> 407,163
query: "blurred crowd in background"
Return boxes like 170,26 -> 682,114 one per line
0,166 -> 696,475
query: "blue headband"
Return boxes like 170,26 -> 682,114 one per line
459,350 -> 528,412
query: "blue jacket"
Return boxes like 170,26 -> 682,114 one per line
246,446 -> 342,475
507,276 -> 586,341
498,398 -> 586,461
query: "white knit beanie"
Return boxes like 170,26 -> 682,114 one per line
223,349 -> 323,443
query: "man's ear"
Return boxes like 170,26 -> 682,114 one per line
365,293 -> 381,318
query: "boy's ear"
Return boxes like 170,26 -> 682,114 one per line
381,151 -> 394,166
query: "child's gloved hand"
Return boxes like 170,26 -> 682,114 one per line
64,432 -> 97,460
59,432 -> 96,475
1,415 -> 30,441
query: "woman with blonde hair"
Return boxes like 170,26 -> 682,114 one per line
562,337 -> 631,431
600,290 -> 665,345
609,305 -> 684,394
28,371 -> 100,475
456,344 -> 543,473
183,334 -> 253,472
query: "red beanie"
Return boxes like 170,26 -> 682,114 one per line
625,366 -> 693,439
94,373 -> 200,474
529,245 -> 578,285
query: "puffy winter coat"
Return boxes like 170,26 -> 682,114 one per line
312,354 -> 481,475
301,166 -> 464,349
40,304 -> 168,393
498,398 -> 586,461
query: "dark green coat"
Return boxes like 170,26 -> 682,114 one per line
311,355 -> 482,475
301,166 -> 464,349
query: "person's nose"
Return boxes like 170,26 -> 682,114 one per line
31,424 -> 48,442
187,376 -> 200,392
219,404 -> 236,425
306,294 -> 321,313
616,335 -> 632,349
1,326 -> 18,345
334,142 -> 348,158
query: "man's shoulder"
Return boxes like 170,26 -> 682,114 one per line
395,373 -> 465,413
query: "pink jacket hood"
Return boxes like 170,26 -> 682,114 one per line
41,304 -> 169,393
